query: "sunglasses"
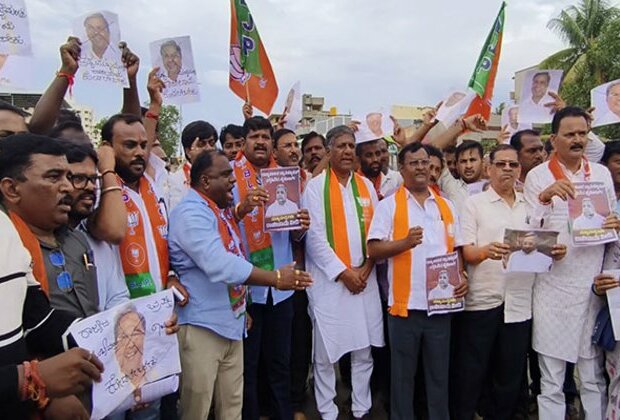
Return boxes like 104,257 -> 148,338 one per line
492,161 -> 520,169
49,250 -> 74,292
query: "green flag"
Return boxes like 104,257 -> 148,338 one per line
234,0 -> 263,76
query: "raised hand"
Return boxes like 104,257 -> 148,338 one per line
59,36 -> 81,75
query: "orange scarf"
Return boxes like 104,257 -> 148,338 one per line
389,185 -> 455,317
233,151 -> 278,270
548,152 -> 590,181
324,169 -> 374,268
195,189 -> 248,318
119,176 -> 169,298
8,211 -> 49,294
357,170 -> 383,200
182,162 -> 192,186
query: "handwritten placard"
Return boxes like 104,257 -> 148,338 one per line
0,0 -> 32,55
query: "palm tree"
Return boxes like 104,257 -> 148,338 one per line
540,0 -> 619,83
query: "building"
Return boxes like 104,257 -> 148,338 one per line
0,91 -> 97,141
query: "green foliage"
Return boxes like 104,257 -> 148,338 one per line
157,105 -> 181,157
93,117 -> 108,145
541,0 -> 620,140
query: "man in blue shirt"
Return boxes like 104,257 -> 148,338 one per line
168,150 -> 311,420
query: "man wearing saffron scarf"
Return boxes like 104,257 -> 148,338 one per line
356,137 -> 402,200
303,125 -> 384,420
524,107 -> 620,418
366,141 -> 466,420
168,120 -> 218,210
168,150 -> 311,419
231,116 -> 310,420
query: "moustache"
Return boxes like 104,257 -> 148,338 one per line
58,195 -> 73,206
130,157 -> 146,166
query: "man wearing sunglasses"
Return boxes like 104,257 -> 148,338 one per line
451,144 -> 567,419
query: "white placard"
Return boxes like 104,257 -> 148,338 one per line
0,0 -> 32,55
591,79 -> 620,128
436,90 -> 476,127
150,35 -> 200,105
283,81 -> 301,131
518,69 -> 563,124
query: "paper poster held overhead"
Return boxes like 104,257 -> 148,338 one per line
500,104 -> 532,139
73,10 -> 129,87
591,80 -> 620,128
0,0 -> 32,56
282,81 -> 301,131
353,110 -> 393,144
518,69 -> 563,124
150,36 -> 200,105
436,90 -> 476,127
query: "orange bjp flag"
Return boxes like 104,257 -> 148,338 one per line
228,0 -> 279,115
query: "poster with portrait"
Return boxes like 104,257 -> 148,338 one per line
261,167 -> 301,232
435,90 -> 476,127
591,80 -> 620,128
150,35 -> 200,105
502,229 -> 558,273
568,182 -> 618,246
426,251 -> 464,315
68,290 -> 181,420
282,81 -> 301,131
518,69 -> 563,124
500,104 -> 533,139
353,110 -> 393,144
73,10 -> 129,87
0,0 -> 32,55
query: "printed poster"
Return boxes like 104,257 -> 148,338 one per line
568,182 -> 618,246
503,229 -> 558,273
0,0 -> 32,55
150,35 -> 200,104
518,69 -> 563,124
73,10 -> 129,87
68,290 -> 181,420
353,110 -> 393,143
500,104 -> 532,139
435,90 -> 476,127
283,81 -> 301,131
426,251 -> 464,315
261,166 -> 301,232
591,79 -> 620,128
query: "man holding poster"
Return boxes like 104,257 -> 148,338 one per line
367,142 -> 467,420
524,107 -> 620,418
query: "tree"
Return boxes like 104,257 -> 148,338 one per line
540,0 -> 620,84
92,104 -> 181,155
541,0 -> 620,139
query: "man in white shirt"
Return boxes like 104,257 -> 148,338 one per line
572,197 -> 606,230
367,141 -> 466,420
168,120 -> 217,209
524,106 -> 620,418
265,184 -> 299,218
427,270 -> 455,301
303,125 -> 384,420
439,140 -> 485,213
506,233 -> 553,273
378,138 -> 403,195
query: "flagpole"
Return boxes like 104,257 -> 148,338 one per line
245,81 -> 251,104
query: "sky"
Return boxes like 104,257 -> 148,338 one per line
15,0 -> 581,130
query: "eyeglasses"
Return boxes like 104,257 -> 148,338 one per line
68,173 -> 100,190
492,161 -> 520,169
405,159 -> 430,167
49,249 -> 73,292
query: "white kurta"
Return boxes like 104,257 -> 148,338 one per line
524,160 -> 614,362
303,172 -> 384,363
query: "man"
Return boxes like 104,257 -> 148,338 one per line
439,140 -> 485,213
101,113 -> 185,302
301,131 -> 326,174
303,125 -> 384,420
220,124 -> 245,161
597,81 -> 620,126
427,270 -> 455,301
231,116 -> 310,420
169,120 -> 218,209
0,100 -> 28,137
265,184 -> 299,218
602,140 -> 620,212
425,144 -> 444,191
573,197 -> 606,230
114,307 -> 147,389
168,150 -> 311,419
510,129 -> 545,191
272,128 -> 302,168
50,120 -> 91,144
367,141 -> 465,420
524,106 -> 619,418
0,134 -> 105,418
444,145 -> 459,179
357,138 -> 402,199
83,13 -> 114,60
452,144 -> 567,419
506,232 -> 553,273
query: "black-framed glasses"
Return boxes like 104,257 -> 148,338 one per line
492,161 -> 520,169
68,173 -> 100,190
49,250 -> 74,292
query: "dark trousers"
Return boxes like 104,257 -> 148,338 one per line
243,294 -> 294,420
290,290 -> 312,412
388,310 -> 452,420
450,306 -> 530,420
